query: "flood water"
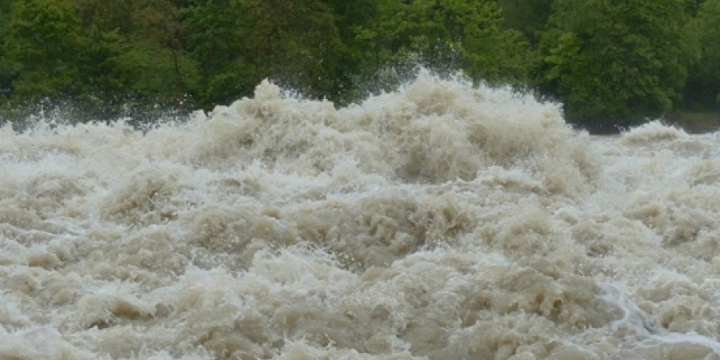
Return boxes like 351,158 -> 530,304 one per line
2,74 -> 720,360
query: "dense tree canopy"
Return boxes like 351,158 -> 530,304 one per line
349,0 -> 531,89
0,0 -> 17,92
183,0 -> 344,107
0,0 -> 718,128
3,0 -> 85,99
686,0 -> 720,110
538,0 -> 697,123
498,0 -> 553,44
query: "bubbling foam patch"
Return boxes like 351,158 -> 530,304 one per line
1,75 -> 720,360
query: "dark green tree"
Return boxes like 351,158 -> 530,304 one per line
354,0 -> 531,89
685,0 -> 707,16
324,0 -> 380,101
183,0 -> 344,108
685,0 -> 720,110
182,0 -> 246,107
239,0 -> 343,98
538,0 -> 698,124
447,0 -> 532,85
0,0 -> 22,101
1,0 -> 201,121
3,0 -> 86,99
498,0 -> 553,45
72,0 -> 198,110
117,0 -> 198,107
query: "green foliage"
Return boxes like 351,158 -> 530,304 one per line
685,0 -> 707,16
3,0 -> 85,99
498,0 -> 553,44
325,0 -> 379,100
538,0 -> 697,123
352,0 -> 531,90
686,0 -> 720,109
0,0 -> 21,102
450,0 -> 532,86
0,0 -> 200,122
0,0 -> 716,128
182,0 -> 343,109
182,0 -> 244,88
339,0 -> 445,92
237,0 -> 343,98
76,0 -> 197,102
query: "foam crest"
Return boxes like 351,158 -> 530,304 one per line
619,121 -> 689,145
141,73 -> 597,195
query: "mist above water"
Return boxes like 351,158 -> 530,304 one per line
2,73 -> 720,360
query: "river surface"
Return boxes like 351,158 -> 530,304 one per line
2,74 -> 720,360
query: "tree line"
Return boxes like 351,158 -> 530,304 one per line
0,0 -> 718,128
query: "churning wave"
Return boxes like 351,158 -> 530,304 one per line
1,73 -> 720,360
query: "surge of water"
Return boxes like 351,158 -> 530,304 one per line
1,74 -> 720,360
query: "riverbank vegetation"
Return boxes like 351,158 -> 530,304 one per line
0,0 -> 718,131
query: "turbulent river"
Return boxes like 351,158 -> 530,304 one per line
2,74 -> 720,360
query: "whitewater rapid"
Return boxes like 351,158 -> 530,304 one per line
1,74 -> 720,360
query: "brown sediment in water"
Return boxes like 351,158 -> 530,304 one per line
1,74 -> 720,360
